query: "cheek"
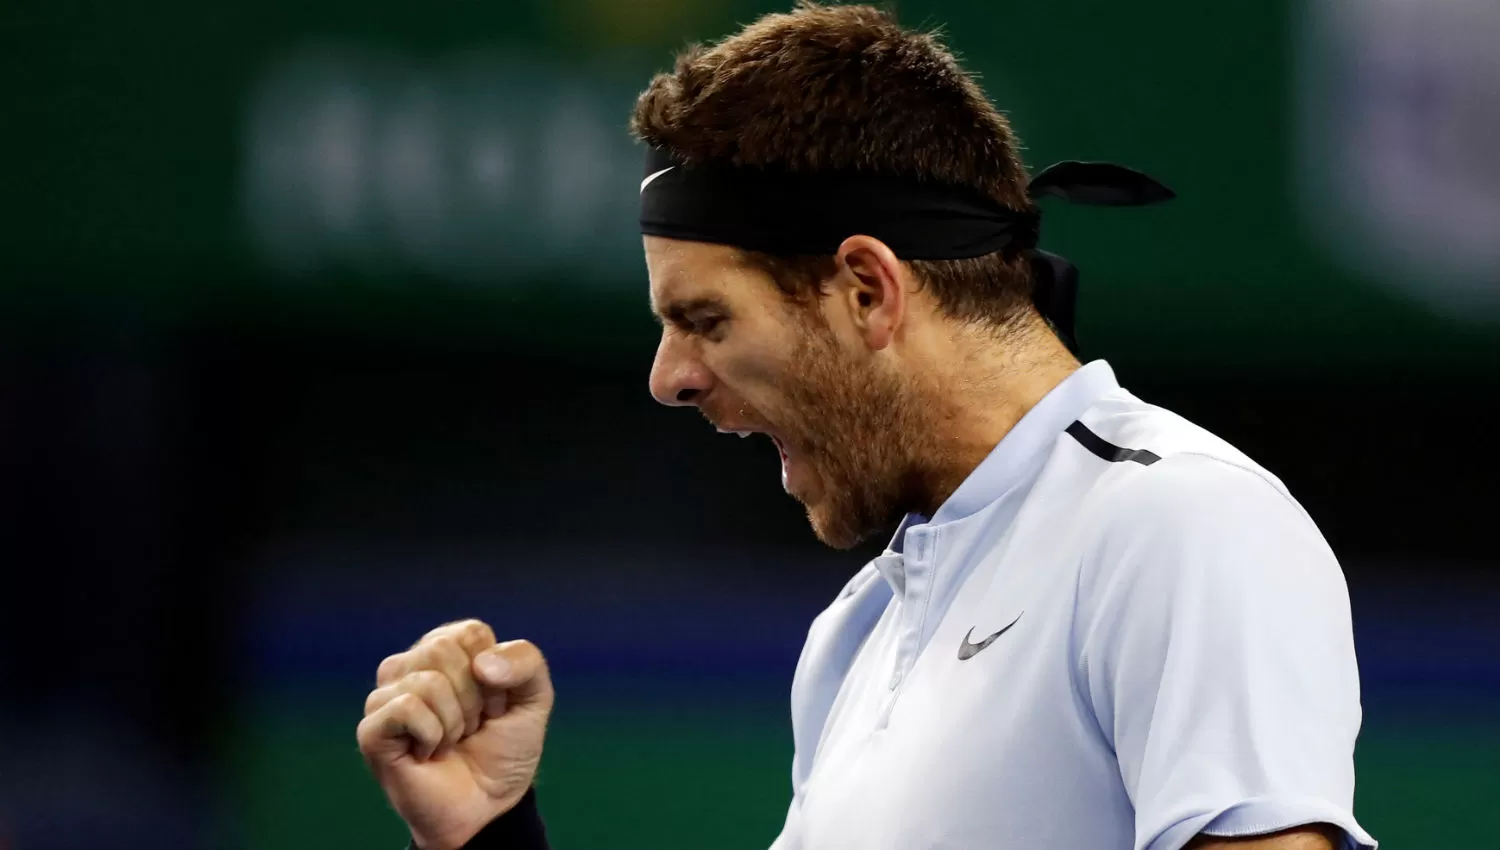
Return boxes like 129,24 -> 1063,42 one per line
707,343 -> 790,398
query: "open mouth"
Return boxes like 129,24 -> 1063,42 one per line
715,424 -> 792,484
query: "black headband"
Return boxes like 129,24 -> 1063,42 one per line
638,147 -> 1174,352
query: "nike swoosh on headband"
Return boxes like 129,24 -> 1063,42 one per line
641,166 -> 676,194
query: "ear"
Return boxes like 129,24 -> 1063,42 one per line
833,235 -> 906,351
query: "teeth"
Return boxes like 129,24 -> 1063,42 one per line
737,431 -> 752,438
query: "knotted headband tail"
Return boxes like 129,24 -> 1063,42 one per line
1027,161 -> 1176,206
1023,162 -> 1175,353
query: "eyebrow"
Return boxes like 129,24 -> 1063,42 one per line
653,295 -> 729,326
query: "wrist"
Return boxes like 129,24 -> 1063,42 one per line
408,787 -> 545,850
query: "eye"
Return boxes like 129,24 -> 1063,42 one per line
693,315 -> 727,338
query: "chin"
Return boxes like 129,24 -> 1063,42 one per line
806,502 -> 870,551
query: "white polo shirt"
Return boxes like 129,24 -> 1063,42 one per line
770,361 -> 1376,850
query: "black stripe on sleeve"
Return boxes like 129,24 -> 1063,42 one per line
1065,421 -> 1161,466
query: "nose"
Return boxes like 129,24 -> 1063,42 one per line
649,332 -> 713,407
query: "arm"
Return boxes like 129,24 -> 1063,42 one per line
1188,824 -> 1343,850
1076,454 -> 1376,850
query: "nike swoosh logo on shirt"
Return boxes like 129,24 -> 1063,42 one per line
957,612 -> 1024,660
640,166 -> 675,193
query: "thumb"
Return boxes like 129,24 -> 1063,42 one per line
472,640 -> 553,717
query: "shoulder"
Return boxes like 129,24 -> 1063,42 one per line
1098,451 -> 1307,532
1065,393 -> 1342,612
1068,422 -> 1356,694
1066,390 -> 1309,531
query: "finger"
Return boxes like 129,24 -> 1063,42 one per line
400,669 -> 467,750
419,619 -> 497,658
377,620 -> 494,691
453,620 -> 498,658
376,650 -> 413,687
358,692 -> 445,763
406,635 -> 485,736
472,640 -> 554,716
364,682 -> 403,717
362,674 -> 465,750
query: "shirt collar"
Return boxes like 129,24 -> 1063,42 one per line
886,359 -> 1121,551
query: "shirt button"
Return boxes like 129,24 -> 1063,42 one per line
889,669 -> 903,689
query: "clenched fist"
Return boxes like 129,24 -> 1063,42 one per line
357,620 -> 554,850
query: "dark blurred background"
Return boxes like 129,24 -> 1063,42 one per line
2,0 -> 1497,848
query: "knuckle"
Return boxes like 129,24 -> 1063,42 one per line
433,618 -> 482,641
462,619 -> 497,645
375,653 -> 406,684
404,646 -> 435,673
363,687 -> 388,715
430,635 -> 464,663
409,668 -> 447,693
415,621 -> 452,647
390,691 -> 423,715
407,671 -> 460,717
358,707 -> 392,734
355,718 -> 377,751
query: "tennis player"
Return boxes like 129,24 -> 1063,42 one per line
357,5 -> 1375,850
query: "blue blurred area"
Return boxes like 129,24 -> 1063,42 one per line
242,544 -> 841,687
239,549 -> 1500,702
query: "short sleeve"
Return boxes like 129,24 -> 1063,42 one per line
1076,454 -> 1376,850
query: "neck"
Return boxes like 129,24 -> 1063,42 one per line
908,322 -> 1080,516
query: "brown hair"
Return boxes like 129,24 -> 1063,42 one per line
631,1 -> 1037,328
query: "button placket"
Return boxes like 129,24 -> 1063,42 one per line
879,530 -> 935,723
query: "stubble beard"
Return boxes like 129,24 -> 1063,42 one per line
779,332 -> 939,551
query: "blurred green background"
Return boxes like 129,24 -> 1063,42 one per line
8,0 -> 1497,368
2,1 -> 1497,849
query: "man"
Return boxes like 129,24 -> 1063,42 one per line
356,5 -> 1376,850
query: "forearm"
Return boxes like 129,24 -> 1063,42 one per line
1186,823 -> 1342,850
